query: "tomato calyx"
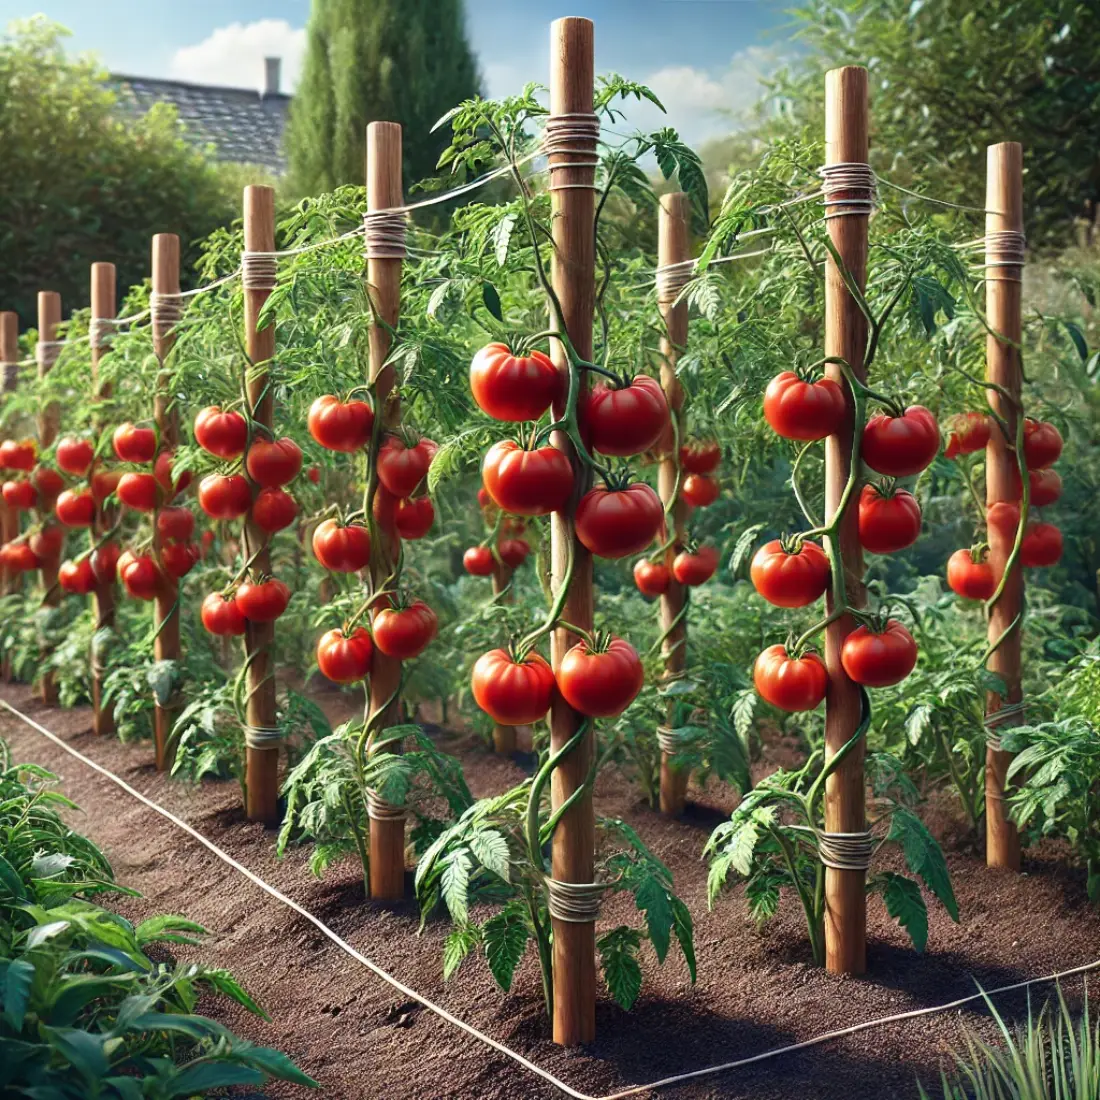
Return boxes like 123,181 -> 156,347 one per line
597,467 -> 640,494
966,541 -> 991,565
866,476 -> 899,500
778,532 -> 808,557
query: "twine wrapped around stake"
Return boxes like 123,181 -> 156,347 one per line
655,260 -> 695,305
35,340 -> 62,372
818,162 -> 877,220
542,112 -> 601,193
982,229 -> 1026,284
545,877 -> 606,923
243,724 -> 283,750
656,725 -> 688,756
366,788 -> 406,822
1,361 -> 17,391
150,292 -> 184,343
364,211 -> 408,260
241,251 -> 279,291
984,697 -> 1027,752
816,829 -> 875,872
89,318 -> 112,351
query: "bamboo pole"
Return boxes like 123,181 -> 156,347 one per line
37,291 -> 62,705
242,186 -> 280,824
491,558 -> 517,754
0,312 -> 18,611
548,16 -> 597,1047
151,235 -> 181,768
90,264 -> 117,735
656,192 -> 691,816
984,142 -> 1024,872
822,66 -> 869,976
365,121 -> 406,900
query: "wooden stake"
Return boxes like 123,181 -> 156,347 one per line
656,192 -> 691,816
90,264 -> 117,735
151,235 -> 181,768
242,186 -> 280,825
822,66 -> 869,976
365,121 -> 406,901
0,312 -> 19,614
548,15 -> 597,1047
984,142 -> 1024,872
37,291 -> 62,705
491,557 -> 517,754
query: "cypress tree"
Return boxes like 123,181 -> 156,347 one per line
286,0 -> 481,197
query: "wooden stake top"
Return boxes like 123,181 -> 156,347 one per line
367,122 -> 403,210
243,186 -> 275,251
825,66 -> 869,164
152,235 -> 180,291
91,264 -> 116,320
985,142 -> 1023,232
0,313 -> 18,364
550,17 -> 594,115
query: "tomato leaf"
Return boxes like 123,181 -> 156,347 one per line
440,849 -> 471,924
481,281 -> 503,322
888,807 -> 959,921
597,926 -> 643,1011
877,871 -> 929,953
442,923 -> 479,981
482,901 -> 528,992
633,875 -> 674,963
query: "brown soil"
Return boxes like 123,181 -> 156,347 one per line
2,681 -> 1097,1100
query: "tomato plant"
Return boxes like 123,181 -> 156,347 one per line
112,422 -> 156,464
471,648 -> 555,725
633,559 -> 670,597
672,545 -> 718,586
235,577 -> 291,622
194,406 -> 248,458
584,374 -> 669,457
312,519 -> 371,573
557,635 -> 644,718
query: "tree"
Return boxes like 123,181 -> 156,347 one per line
285,0 -> 482,197
0,18 -> 244,327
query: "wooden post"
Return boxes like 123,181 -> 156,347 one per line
656,192 -> 691,816
242,187 -> 280,825
90,264 -> 117,735
491,558 -> 517,754
365,122 -> 406,900
0,312 -> 19,609
984,143 -> 1024,872
37,291 -> 63,705
548,16 -> 597,1047
822,66 -> 869,976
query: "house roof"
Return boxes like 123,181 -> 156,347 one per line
107,75 -> 291,175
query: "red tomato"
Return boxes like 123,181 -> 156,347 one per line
763,372 -> 847,441
59,557 -> 97,595
681,473 -> 719,508
31,466 -> 65,501
1021,523 -> 1063,568
470,343 -> 559,422
673,545 -> 719,586
55,436 -> 95,476
55,489 -> 96,528
394,496 -> 434,539
477,487 -> 493,510
117,472 -> 158,512
198,474 -> 251,520
0,541 -> 38,571
252,487 -> 298,533
858,483 -> 922,554
29,525 -> 65,561
312,519 -> 370,572
235,576 -> 290,622
633,559 -> 670,597
750,539 -> 830,608
371,485 -> 399,538
498,538 -> 530,568
201,592 -> 247,636
575,481 -> 663,559
159,542 -> 199,579
376,436 -> 437,498
372,600 -> 438,659
1028,468 -> 1062,508
679,439 -> 721,474
463,546 -> 494,576
754,645 -> 828,712
841,620 -> 918,687
0,439 -> 36,471
557,636 -> 644,717
307,465 -> 321,485
246,437 -> 302,488
112,423 -> 156,464
862,405 -> 941,477
90,541 -> 120,584
307,395 -> 374,452
2,480 -> 37,510
317,627 -> 373,683
471,649 -> 555,725
1022,419 -> 1062,470
947,548 -> 998,600
154,450 -> 191,497
482,441 -> 574,516
584,375 -> 670,457
157,506 -> 195,544
943,412 -> 991,459
502,516 -> 526,536
91,469 -> 122,504
987,501 -> 1022,540
120,553 -> 161,601
194,406 -> 248,459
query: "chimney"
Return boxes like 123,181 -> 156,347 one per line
263,57 -> 281,97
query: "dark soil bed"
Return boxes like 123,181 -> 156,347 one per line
2,681 -> 1097,1100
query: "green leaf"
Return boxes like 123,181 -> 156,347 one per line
730,524 -> 765,577
441,849 -> 472,924
598,927 -> 643,1011
482,902 -> 529,992
442,924 -> 479,981
905,704 -> 934,746
165,1063 -> 264,1095
670,895 -> 696,983
888,808 -> 959,921
492,214 -> 517,267
878,872 -> 930,954
3,958 -> 35,1030
469,829 -> 511,883
481,281 -> 503,322
633,875 -> 674,963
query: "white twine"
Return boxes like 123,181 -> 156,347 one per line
984,698 -> 1027,751
150,292 -> 184,342
364,211 -> 409,261
366,788 -> 406,821
816,830 -> 875,872
543,112 -> 601,193
35,340 -> 63,371
818,162 -> 877,219
241,252 -> 279,291
243,724 -> 283,749
656,725 -> 687,755
545,877 -> 605,923
982,230 -> 1027,284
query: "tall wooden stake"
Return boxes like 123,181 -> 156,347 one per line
984,142 -> 1024,871
366,121 -> 406,900
152,235 -> 181,769
90,264 -> 117,735
0,312 -> 19,612
656,192 -> 691,816
822,66 -> 869,976
242,186 -> 280,825
37,291 -> 62,705
491,557 -> 517,754
549,16 -> 597,1047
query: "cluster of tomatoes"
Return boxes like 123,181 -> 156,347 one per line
464,488 -> 530,576
0,438 -> 56,573
945,413 -> 1064,600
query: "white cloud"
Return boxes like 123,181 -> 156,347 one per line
169,19 -> 306,93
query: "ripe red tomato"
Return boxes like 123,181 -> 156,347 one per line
0,439 -> 35,471
307,395 -> 374,452
463,545 -> 494,576
471,649 -> 555,725
194,406 -> 248,459
470,343 -> 559,422
2,480 -> 36,510
55,436 -> 95,476
317,627 -> 373,683
117,472 -> 158,512
841,620 -> 918,687
252,487 -> 298,533
584,375 -> 670,457
112,423 -> 156,464
312,519 -> 370,572
119,553 -> 161,601
235,576 -> 290,622
201,592 -> 247,636
1022,419 -> 1062,470
371,485 -> 399,537
633,559 -> 670,597
679,439 -> 721,474
753,645 -> 828,712
59,557 -> 97,595
673,545 -> 719,586
862,405 -> 940,477
156,506 -> 196,543
32,466 -> 64,501
198,474 -> 251,520
1028,468 -> 1062,508
376,435 -> 437,498
987,501 -> 1022,540
246,437 -> 302,488
372,600 -> 438,659
946,548 -> 998,600
943,412 -> 991,459
557,636 -> 644,717
681,473 -> 719,508
0,541 -> 38,571
763,372 -> 847,441
498,538 -> 530,568
154,450 -> 191,497
91,469 -> 122,504
90,541 -> 120,584
502,516 -> 526,536
307,465 -> 320,485
1021,523 -> 1063,568
575,481 -> 663,559
477,486 -> 493,511
29,525 -> 65,561
482,441 -> 574,516
55,489 -> 96,527
750,539 -> 830,608
394,496 -> 434,539
159,542 -> 199,579
857,483 -> 922,554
